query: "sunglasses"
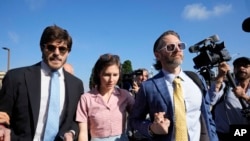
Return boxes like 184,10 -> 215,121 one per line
160,42 -> 186,52
44,44 -> 68,55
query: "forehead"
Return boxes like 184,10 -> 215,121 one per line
102,64 -> 120,72
162,34 -> 180,43
48,40 -> 67,46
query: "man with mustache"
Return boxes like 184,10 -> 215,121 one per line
0,25 -> 84,141
209,57 -> 250,141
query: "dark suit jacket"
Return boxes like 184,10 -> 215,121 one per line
129,71 -> 218,141
0,62 -> 84,141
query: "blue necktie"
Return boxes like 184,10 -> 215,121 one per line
44,71 -> 60,141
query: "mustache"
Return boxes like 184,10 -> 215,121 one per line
49,56 -> 61,61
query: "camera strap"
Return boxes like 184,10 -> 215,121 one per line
184,71 -> 206,96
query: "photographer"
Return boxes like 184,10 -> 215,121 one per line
131,68 -> 149,96
209,57 -> 250,141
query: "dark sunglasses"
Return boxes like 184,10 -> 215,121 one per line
160,42 -> 186,52
44,44 -> 69,55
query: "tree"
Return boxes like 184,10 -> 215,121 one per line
122,60 -> 133,74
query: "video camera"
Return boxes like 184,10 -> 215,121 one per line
189,35 -> 232,85
189,35 -> 250,121
121,69 -> 143,91
189,35 -> 231,69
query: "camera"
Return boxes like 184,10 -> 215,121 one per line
189,35 -> 231,69
189,35 -> 232,85
121,69 -> 143,91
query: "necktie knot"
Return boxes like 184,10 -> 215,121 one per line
51,70 -> 59,77
173,77 -> 181,85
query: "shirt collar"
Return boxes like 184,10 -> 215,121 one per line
162,69 -> 185,83
41,61 -> 63,77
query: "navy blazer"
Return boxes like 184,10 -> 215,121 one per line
0,62 -> 84,141
129,71 -> 218,141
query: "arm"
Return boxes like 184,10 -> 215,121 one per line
209,62 -> 230,105
78,123 -> 88,141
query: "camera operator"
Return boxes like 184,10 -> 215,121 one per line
209,57 -> 250,141
131,68 -> 149,96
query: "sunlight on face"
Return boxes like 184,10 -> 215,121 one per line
100,64 -> 120,90
42,40 -> 69,70
156,35 -> 184,68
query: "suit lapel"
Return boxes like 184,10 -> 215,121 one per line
61,70 -> 71,124
153,71 -> 172,109
26,63 -> 41,129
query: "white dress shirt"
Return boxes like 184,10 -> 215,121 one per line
33,62 -> 65,141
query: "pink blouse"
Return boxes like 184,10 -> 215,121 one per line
76,87 -> 135,138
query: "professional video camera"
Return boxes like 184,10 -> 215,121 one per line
190,35 -> 250,121
121,69 -> 143,91
189,35 -> 231,69
189,35 -> 231,85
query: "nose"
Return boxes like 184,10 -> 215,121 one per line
53,47 -> 60,55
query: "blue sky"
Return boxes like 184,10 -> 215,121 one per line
0,0 -> 250,91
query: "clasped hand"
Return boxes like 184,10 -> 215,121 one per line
150,112 -> 170,135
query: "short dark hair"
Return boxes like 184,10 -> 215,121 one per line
92,53 -> 121,88
40,25 -> 72,52
153,30 -> 181,70
233,57 -> 250,66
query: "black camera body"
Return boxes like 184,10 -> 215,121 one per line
189,35 -> 231,69
192,42 -> 231,69
121,69 -> 143,91
189,35 -> 231,85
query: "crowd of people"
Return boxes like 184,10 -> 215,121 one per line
0,17 -> 249,141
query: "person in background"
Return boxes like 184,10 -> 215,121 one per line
131,68 -> 149,96
129,30 -> 218,141
0,25 -> 84,141
76,53 -> 135,141
64,63 -> 74,75
209,57 -> 250,141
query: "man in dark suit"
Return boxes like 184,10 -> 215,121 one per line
0,25 -> 84,141
129,30 -> 218,141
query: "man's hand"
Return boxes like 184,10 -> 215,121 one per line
150,112 -> 170,135
217,62 -> 230,78
0,112 -> 9,125
132,81 -> 139,94
232,86 -> 250,102
63,131 -> 74,141
0,125 -> 10,141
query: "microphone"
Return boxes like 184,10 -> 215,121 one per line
242,17 -> 250,32
189,35 -> 220,53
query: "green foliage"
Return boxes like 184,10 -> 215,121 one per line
122,60 -> 133,74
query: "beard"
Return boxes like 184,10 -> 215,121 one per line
163,55 -> 183,68
235,71 -> 250,81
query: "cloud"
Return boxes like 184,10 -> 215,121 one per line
8,31 -> 19,43
25,0 -> 46,11
182,3 -> 232,20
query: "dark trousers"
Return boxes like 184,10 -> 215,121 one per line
217,131 -> 230,141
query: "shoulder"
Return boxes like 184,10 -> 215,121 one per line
64,71 -> 83,85
5,63 -> 40,77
